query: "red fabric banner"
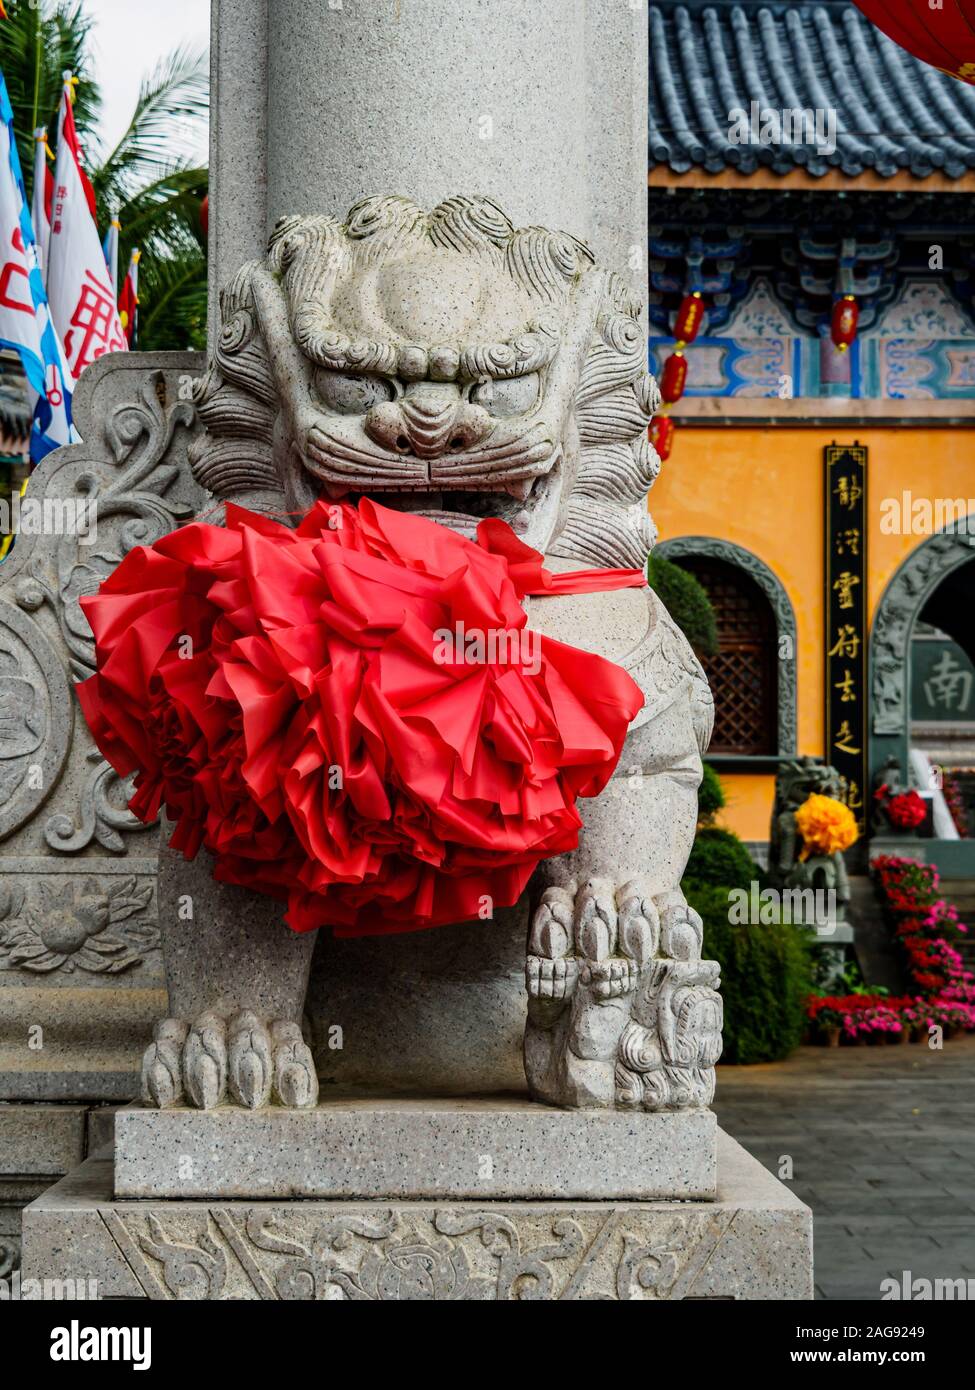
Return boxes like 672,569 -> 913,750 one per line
78,501 -> 647,937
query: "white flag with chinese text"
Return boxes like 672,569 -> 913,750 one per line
47,84 -> 125,378
32,127 -> 52,279
0,74 -> 74,461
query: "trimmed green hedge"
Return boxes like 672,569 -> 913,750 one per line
686,882 -> 812,1064
682,767 -> 810,1063
697,761 -> 724,825
684,827 -> 759,893
647,553 -> 718,658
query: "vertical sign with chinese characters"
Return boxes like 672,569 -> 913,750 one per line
825,443 -> 867,834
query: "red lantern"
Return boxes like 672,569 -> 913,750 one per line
649,415 -> 675,462
673,290 -> 704,347
200,194 -> 209,237
854,2 -> 975,85
830,295 -> 859,353
660,351 -> 688,404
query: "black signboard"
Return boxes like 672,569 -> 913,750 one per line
824,443 -> 867,834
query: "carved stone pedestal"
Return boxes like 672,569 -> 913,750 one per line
113,1097 -> 717,1201
22,1131 -> 812,1300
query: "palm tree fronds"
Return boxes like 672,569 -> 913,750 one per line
0,0 -> 100,191
93,46 -> 208,204
116,163 -> 208,253
135,241 -> 208,352
1,2 -> 209,351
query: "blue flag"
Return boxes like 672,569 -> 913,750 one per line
0,69 -> 75,464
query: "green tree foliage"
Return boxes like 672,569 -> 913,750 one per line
646,553 -> 718,658
0,1 -> 208,349
685,766 -> 808,1063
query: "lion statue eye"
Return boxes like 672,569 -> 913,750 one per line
314,370 -> 397,415
470,373 -> 539,418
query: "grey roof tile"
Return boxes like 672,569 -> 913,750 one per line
649,1 -> 975,179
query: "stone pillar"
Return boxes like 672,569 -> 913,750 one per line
203,0 -> 651,1093
20,1 -> 814,1301
208,0 -> 648,338
207,0 -> 268,342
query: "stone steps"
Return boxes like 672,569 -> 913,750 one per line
938,881 -> 975,922
848,876 -> 909,993
911,880 -> 975,976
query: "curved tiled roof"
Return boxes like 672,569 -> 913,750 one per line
650,0 -> 975,178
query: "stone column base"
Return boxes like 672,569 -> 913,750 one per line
21,1131 -> 812,1300
113,1097 -> 717,1201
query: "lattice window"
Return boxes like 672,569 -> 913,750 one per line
681,557 -> 777,756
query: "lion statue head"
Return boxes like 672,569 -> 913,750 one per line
190,194 -> 661,567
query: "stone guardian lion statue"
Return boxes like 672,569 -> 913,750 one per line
140,195 -> 722,1114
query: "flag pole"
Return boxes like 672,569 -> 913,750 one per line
131,249 -> 140,349
30,2 -> 42,136
103,209 -> 121,295
32,127 -> 52,280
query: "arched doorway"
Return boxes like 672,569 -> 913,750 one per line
870,525 -> 975,844
656,537 -> 797,756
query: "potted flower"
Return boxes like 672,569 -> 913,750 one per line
806,997 -> 844,1046
881,788 -> 929,835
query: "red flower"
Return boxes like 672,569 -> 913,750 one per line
884,790 -> 927,830
78,501 -> 646,937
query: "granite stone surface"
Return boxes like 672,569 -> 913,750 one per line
210,0 -> 647,333
23,1129 -> 812,1300
141,185 -> 716,1116
113,1096 -> 717,1201
86,1105 -> 119,1157
1,1102 -> 118,1277
0,1104 -> 87,1175
204,0 -> 653,1102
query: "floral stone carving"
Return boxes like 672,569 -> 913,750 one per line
0,875 -> 158,975
0,356 -> 199,1104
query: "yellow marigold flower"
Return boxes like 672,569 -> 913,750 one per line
794,794 -> 858,859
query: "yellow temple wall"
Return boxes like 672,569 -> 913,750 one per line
651,424 -> 975,843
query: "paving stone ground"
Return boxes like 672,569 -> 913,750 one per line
714,1034 -> 975,1301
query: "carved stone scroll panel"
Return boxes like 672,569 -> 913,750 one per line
0,352 -> 205,1102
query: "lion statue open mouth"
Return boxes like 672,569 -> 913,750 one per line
136,194 -> 720,1116
190,193 -> 659,567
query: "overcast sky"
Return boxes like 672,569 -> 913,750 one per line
88,0 -> 210,163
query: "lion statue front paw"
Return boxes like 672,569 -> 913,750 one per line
141,1011 -> 318,1109
524,877 -> 720,1111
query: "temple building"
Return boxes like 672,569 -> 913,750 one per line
649,0 -> 975,866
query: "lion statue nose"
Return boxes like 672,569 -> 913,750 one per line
365,386 -> 492,459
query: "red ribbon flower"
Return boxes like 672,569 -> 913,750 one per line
77,500 -> 646,937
